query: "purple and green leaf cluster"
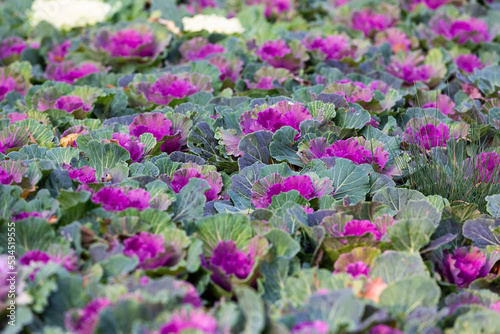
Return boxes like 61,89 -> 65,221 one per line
2,0 -> 500,333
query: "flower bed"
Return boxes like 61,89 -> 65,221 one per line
1,0 -> 500,333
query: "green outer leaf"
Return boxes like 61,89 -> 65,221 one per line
258,257 -> 290,303
269,202 -> 308,234
0,218 -> 56,255
82,140 -> 131,179
378,88 -> 401,112
371,251 -> 429,284
154,157 -> 181,176
372,188 -> 426,212
283,269 -> 361,307
463,218 -> 500,247
16,144 -> 48,160
265,229 -> 300,260
238,130 -> 273,169
396,200 -> 441,227
139,133 -> 157,156
379,276 -> 440,319
100,254 -> 139,279
334,104 -> 370,129
171,178 -> 208,224
445,309 -> 500,334
45,147 -> 79,165
57,190 -> 98,226
486,195 -> 500,218
304,290 -> 364,333
304,100 -> 336,119
195,213 -> 253,255
320,158 -> 370,204
187,122 -> 219,159
489,107 -> 500,129
43,272 -> 85,327
129,162 -> 160,177
235,286 -> 265,334
268,190 -> 309,210
259,163 -> 296,179
229,163 -> 264,210
269,126 -> 304,167
2,306 -> 32,334
15,119 -> 54,146
387,218 -> 435,252
0,184 -> 24,221
186,238 -> 203,273
75,130 -> 113,151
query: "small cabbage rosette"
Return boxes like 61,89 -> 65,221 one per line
414,90 -> 456,119
404,117 -> 468,150
128,112 -> 192,154
386,51 -> 445,87
126,72 -> 212,107
158,307 -> 218,334
20,245 -> 78,279
244,66 -> 294,90
456,54 -> 483,74
444,290 -> 500,315
65,298 -> 113,334
59,125 -> 89,148
322,80 -> 378,104
251,174 -> 333,209
299,137 -> 391,174
256,39 -> 309,72
435,246 -> 500,288
179,37 -> 226,61
302,34 -> 370,62
0,160 -> 40,192
163,162 -> 223,202
87,23 -> 171,66
247,0 -> 293,19
0,61 -> 32,102
111,132 -> 147,163
208,54 -> 244,83
45,60 -> 102,84
321,213 -> 397,244
202,236 -> 269,291
47,40 -> 72,63
29,82 -> 103,119
0,36 -> 27,64
333,247 -> 381,279
374,28 -> 413,53
63,165 -> 97,184
322,79 -> 396,113
429,14 -> 491,44
122,229 -> 189,270
241,101 -> 312,136
216,101 -> 313,156
218,101 -> 312,157
91,186 -> 152,211
350,5 -> 399,37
